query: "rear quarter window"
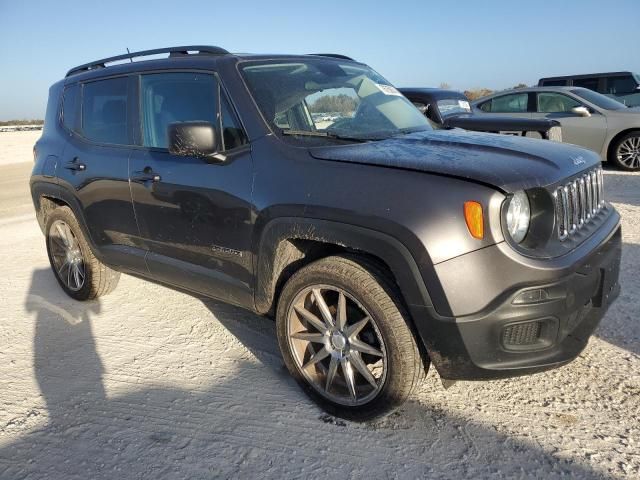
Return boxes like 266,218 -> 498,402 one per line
62,84 -> 80,132
81,77 -> 129,145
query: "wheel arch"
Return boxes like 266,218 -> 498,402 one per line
254,218 -> 434,318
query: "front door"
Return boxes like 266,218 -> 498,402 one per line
531,92 -> 607,154
129,71 -> 254,307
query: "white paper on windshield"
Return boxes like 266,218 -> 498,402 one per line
458,100 -> 471,111
376,84 -> 403,96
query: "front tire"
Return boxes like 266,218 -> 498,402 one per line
609,132 -> 640,171
45,206 -> 120,301
276,255 -> 426,421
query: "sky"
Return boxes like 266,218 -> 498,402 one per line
1,0 -> 639,120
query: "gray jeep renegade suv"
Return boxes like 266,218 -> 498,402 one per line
31,46 -> 621,420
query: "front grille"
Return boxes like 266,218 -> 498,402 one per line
554,167 -> 604,241
502,321 -> 542,346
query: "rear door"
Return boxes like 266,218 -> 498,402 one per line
57,76 -> 147,273
129,71 -> 254,307
531,91 -> 606,153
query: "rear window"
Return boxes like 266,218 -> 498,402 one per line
82,77 -> 129,145
541,79 -> 568,87
573,77 -> 600,92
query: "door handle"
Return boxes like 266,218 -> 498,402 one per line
132,168 -> 161,183
64,158 -> 86,171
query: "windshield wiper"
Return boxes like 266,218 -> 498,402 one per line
281,129 -> 373,143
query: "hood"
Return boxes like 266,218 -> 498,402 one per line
309,129 -> 601,192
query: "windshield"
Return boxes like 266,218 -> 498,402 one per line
437,98 -> 471,118
240,59 -> 431,142
571,88 -> 628,110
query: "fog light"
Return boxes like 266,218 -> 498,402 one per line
513,288 -> 549,305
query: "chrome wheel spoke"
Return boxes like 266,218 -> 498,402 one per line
336,292 -> 347,330
302,347 -> 330,370
350,338 -> 383,357
291,331 -> 325,343
345,316 -> 370,339
293,305 -> 327,334
349,352 -> 378,388
340,358 -> 357,400
312,288 -> 334,328
325,357 -> 338,391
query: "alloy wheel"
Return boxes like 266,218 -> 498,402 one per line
617,136 -> 640,169
48,220 -> 86,291
286,285 -> 387,406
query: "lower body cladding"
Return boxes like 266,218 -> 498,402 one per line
415,214 -> 622,380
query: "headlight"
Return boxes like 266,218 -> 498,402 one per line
506,190 -> 530,243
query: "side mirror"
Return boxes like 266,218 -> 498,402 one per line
168,122 -> 218,159
570,106 -> 591,117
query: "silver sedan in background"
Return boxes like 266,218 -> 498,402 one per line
472,87 -> 640,170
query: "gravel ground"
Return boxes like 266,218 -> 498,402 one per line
0,134 -> 638,479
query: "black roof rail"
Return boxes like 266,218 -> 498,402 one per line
308,53 -> 355,61
66,45 -> 230,77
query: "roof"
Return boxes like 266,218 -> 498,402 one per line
65,45 -> 358,79
539,71 -> 635,80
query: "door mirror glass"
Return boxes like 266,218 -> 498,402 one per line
570,106 -> 591,117
168,122 -> 218,158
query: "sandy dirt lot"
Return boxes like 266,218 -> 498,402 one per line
0,131 -> 41,167
0,132 -> 638,479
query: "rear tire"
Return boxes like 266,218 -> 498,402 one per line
45,206 -> 120,301
609,132 -> 640,171
276,255 -> 426,421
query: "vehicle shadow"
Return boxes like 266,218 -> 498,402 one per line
0,268 -> 615,479
595,242 -> 640,355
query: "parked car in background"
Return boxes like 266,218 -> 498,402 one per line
538,72 -> 640,107
473,86 -> 640,170
400,88 -> 562,141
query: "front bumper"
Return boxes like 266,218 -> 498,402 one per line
416,212 -> 622,380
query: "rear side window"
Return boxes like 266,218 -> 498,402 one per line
141,72 -> 218,149
82,77 -> 129,144
541,79 -> 568,87
481,93 -> 529,113
573,77 -> 600,92
606,75 -> 638,94
62,84 -> 79,132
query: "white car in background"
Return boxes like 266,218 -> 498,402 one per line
473,87 -> 640,171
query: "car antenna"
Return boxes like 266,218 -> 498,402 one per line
126,48 -> 133,63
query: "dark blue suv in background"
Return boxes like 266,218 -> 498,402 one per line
31,46 -> 621,419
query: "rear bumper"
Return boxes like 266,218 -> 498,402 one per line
416,214 -> 622,380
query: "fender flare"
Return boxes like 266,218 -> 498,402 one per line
254,217 -> 436,315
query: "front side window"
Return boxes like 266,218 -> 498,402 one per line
241,59 -> 431,143
537,92 -> 581,113
82,77 -> 129,144
140,73 -> 218,149
483,93 -> 529,113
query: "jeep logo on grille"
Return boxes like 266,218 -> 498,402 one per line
571,155 -> 586,166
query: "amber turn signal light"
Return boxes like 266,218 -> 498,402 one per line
464,201 -> 484,239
